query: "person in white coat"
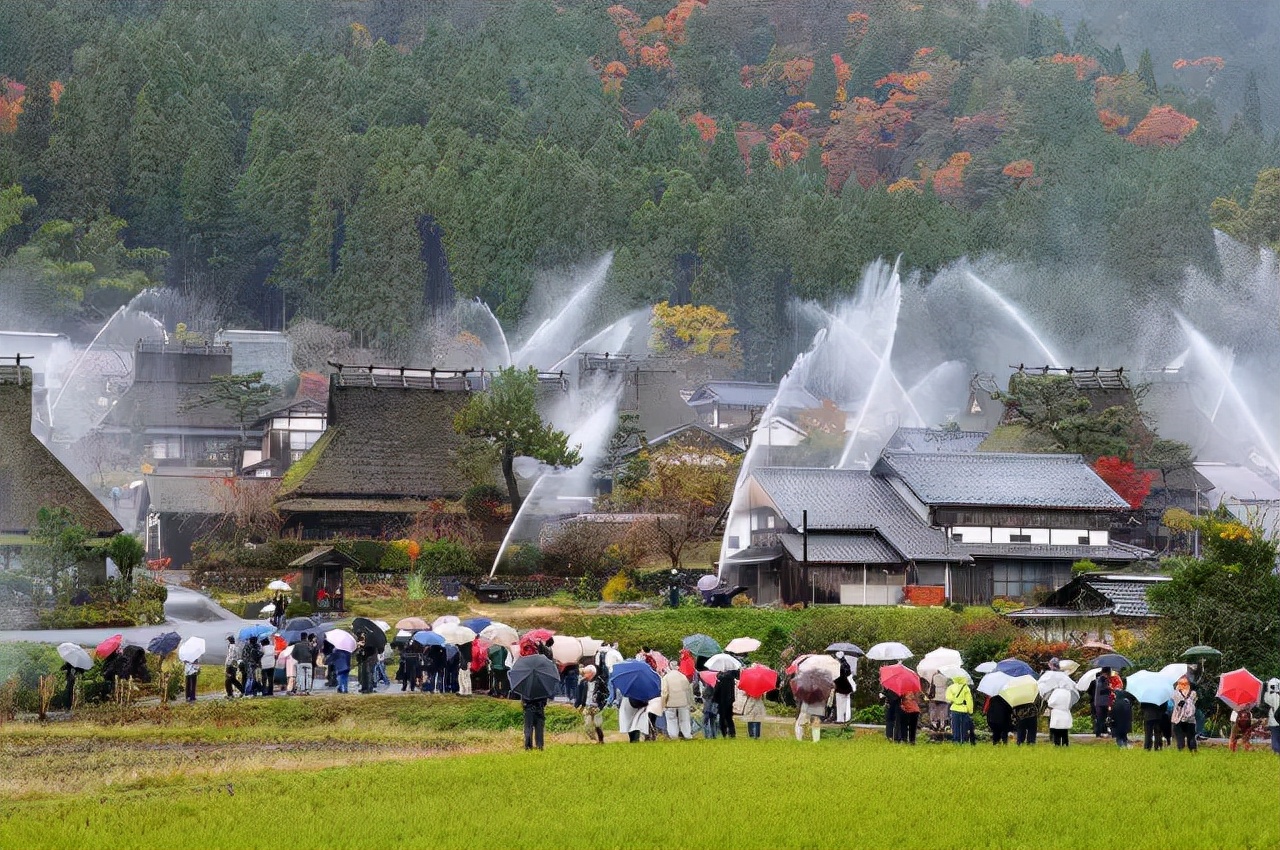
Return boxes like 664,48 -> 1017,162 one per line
1264,678 -> 1280,755
619,695 -> 650,743
258,637 -> 276,696
1048,687 -> 1074,746
661,667 -> 695,740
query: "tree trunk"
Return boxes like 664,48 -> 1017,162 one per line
502,447 -> 522,513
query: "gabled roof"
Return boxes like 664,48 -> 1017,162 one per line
0,365 -> 121,537
289,546 -> 361,569
959,541 -> 1154,562
99,381 -> 257,431
687,381 -> 821,411
780,531 -> 900,564
1007,573 -> 1170,619
749,467 -> 959,561
885,426 -> 988,454
874,451 -> 1130,510
253,397 -> 326,427
1194,462 -> 1280,505
621,422 -> 745,459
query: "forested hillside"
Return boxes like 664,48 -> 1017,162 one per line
0,0 -> 1276,377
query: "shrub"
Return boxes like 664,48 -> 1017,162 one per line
379,543 -> 413,573
416,539 -> 478,577
601,571 -> 643,603
286,601 -> 313,617
0,643 -> 62,712
462,484 -> 506,522
1006,635 -> 1071,669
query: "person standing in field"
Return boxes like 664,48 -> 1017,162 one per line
619,696 -> 650,743
1141,700 -> 1165,750
897,689 -> 922,744
1092,667 -> 1113,737
259,637 -> 276,696
184,657 -> 201,703
881,684 -> 900,741
293,633 -> 314,695
661,663 -> 695,740
1264,678 -> 1280,755
985,694 -> 1012,745
1012,698 -> 1039,745
575,665 -> 606,743
713,670 -> 738,739
945,674 -> 974,745
1048,687 -> 1073,746
833,652 -> 854,724
522,694 -> 548,750
740,683 -> 766,740
1111,689 -> 1134,748
1171,676 -> 1198,752
224,636 -> 242,699
795,696 -> 824,742
700,675 -> 719,739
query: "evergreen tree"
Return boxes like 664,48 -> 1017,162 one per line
1137,48 -> 1157,95
1242,69 -> 1263,137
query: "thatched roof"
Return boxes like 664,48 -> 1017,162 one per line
0,364 -> 121,537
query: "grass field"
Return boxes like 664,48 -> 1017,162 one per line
1,697 -> 1275,850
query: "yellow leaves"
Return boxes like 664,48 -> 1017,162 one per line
1161,507 -> 1195,532
349,22 -> 372,50
649,301 -> 740,359
887,177 -> 922,194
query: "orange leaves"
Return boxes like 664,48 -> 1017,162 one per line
931,151 -> 971,197
349,21 -> 372,50
639,42 -> 672,71
1173,56 -> 1224,72
663,0 -> 699,45
0,78 -> 24,133
1097,108 -> 1130,133
48,80 -> 64,106
601,60 -> 629,95
608,4 -> 642,59
846,11 -> 870,39
1049,53 -> 1099,81
608,1 -> 695,75
779,57 -> 815,95
874,70 -> 932,93
832,53 -> 852,104
914,47 -> 935,58
768,125 -> 809,167
1001,159 -> 1035,180
887,177 -> 922,194
687,111 -> 718,143
1126,105 -> 1198,147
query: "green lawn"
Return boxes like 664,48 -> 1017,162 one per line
2,731 -> 1275,850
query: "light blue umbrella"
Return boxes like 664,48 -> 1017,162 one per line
1127,670 -> 1176,706
238,624 -> 275,641
413,630 -> 446,647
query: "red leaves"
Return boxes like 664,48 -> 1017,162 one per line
1097,108 -> 1129,133
0,78 -> 24,134
931,151 -> 971,197
601,60 -> 628,95
832,53 -> 852,105
1126,105 -> 1198,147
639,43 -> 671,71
1048,53 -> 1099,81
1173,56 -> 1224,72
687,111 -> 718,143
1092,456 -> 1156,509
1001,159 -> 1035,180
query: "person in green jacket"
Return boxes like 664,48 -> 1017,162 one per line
946,675 -> 975,745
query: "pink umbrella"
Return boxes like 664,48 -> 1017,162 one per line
698,671 -> 718,688
1217,668 -> 1262,710
879,663 -> 924,696
95,634 -> 123,659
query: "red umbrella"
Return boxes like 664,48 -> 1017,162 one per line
678,648 -> 696,679
1217,668 -> 1263,710
879,662 -> 924,696
471,639 -> 490,673
698,670 -> 718,688
95,634 -> 123,659
523,628 -> 555,644
738,664 -> 778,699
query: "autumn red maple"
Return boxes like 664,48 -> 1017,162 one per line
1127,105 -> 1198,147
1092,456 -> 1156,509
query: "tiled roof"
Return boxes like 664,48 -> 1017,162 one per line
687,381 -> 777,409
884,426 -> 989,454
750,467 -> 959,561
960,541 -> 1154,562
620,422 -> 745,458
1006,573 -> 1169,619
1084,575 -> 1169,617
100,381 -> 260,431
875,451 -> 1130,510
779,532 -> 900,564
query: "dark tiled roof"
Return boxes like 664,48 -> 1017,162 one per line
687,381 -> 778,409
275,497 -> 442,514
620,422 -> 745,458
960,541 -> 1154,562
1084,575 -> 1169,617
289,546 -> 361,569
885,426 -> 989,454
875,451 -> 1130,510
100,381 -> 258,431
280,382 -> 472,501
1007,573 -> 1169,619
780,532 -> 900,564
750,467 -> 959,561
0,366 -> 121,536
722,544 -> 783,564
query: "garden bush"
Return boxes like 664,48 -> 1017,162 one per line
416,539 -> 479,576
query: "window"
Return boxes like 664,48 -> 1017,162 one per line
1079,536 -> 1090,545
147,436 -> 181,460
951,532 -> 963,542
289,431 -> 320,451
727,536 -> 740,549
991,560 -> 1069,599
1010,534 -> 1031,543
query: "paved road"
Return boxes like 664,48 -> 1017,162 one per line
0,584 -> 258,663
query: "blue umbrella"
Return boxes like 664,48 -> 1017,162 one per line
146,631 -> 181,656
413,630 -> 446,647
238,624 -> 275,642
995,658 -> 1035,678
461,617 -> 491,633
610,660 -> 662,702
1126,670 -> 1176,706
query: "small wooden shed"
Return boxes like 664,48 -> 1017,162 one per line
288,546 -> 359,613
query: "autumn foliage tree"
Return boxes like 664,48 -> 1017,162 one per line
1126,105 -> 1198,147
1092,456 -> 1156,509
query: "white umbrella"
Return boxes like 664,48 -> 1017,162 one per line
706,653 -> 744,672
268,580 -> 291,591
1158,663 -> 1190,682
999,675 -> 1039,707
1127,670 -> 1177,705
480,623 -> 518,645
938,664 -> 971,684
432,615 -> 460,630
977,671 -> 1013,697
1047,686 -> 1079,710
371,620 -> 391,633
696,574 -> 721,592
57,642 -> 93,671
724,637 -> 761,654
326,629 -> 357,653
798,654 -> 841,676
178,636 -> 206,664
395,629 -> 413,642
1076,668 -> 1117,693
1057,659 -> 1080,675
867,642 -> 913,661
917,648 -> 963,679
442,625 -> 477,645
550,636 -> 584,665
578,637 -> 604,657
975,661 -> 998,674
1037,670 -> 1077,698
278,644 -> 295,661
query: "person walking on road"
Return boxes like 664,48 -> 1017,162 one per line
661,665 -> 695,740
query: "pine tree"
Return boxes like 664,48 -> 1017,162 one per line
1137,49 -> 1157,96
1242,69 -> 1262,137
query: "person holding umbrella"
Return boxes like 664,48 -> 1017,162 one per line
1111,687 -> 1134,748
224,636 -> 243,699
661,663 -> 695,740
833,652 -> 854,724
945,674 -> 974,745
713,670 -> 738,738
1092,667 -> 1114,737
985,693 -> 1013,745
293,633 -> 314,695
1141,699 -> 1165,751
1048,687 -> 1074,746
740,684 -> 767,740
575,665 -> 606,744
1012,696 -> 1040,745
509,653 -> 559,750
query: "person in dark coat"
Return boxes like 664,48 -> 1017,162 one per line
400,643 -> 422,691
713,670 -> 737,738
1012,699 -> 1039,745
1092,668 -> 1113,737
833,655 -> 854,723
1141,701 -> 1165,750
423,645 -> 444,693
330,647 -> 352,693
522,696 -> 548,750
985,694 -> 1013,745
1111,689 -> 1135,748
882,687 -> 901,741
356,636 -> 377,694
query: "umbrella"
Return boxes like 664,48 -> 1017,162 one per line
57,642 -> 93,671
791,669 -> 834,704
1158,663 -> 1190,682
738,664 -> 778,699
1076,668 -> 1118,693
147,631 -> 181,656
866,642 -> 913,661
370,620 -> 391,633
278,644 -> 295,662
1080,640 -> 1114,651
995,658 -> 1035,678
471,640 -> 490,672
975,661 -> 998,674
523,628 -> 555,644
480,623 -> 518,645
444,644 -> 460,663
938,665 -> 971,684
1047,686 -> 1079,710
508,654 -> 561,701
1057,660 -> 1080,675
1037,671 -> 1076,698
880,663 -> 924,696
440,625 -> 478,646
698,670 -> 718,688
705,653 -> 743,672
352,617 -> 387,653
326,628 -> 357,653
977,671 -> 1013,697
267,580 -> 291,591
918,648 -> 964,679
551,636 -> 584,665
393,629 -> 413,644
999,675 -> 1039,707
432,615 -> 460,630
696,574 -> 721,592
413,630 -> 446,647
724,637 -> 761,654
396,617 -> 429,631
826,642 -> 865,656
683,634 -> 722,657
178,636 -> 206,664
1091,653 -> 1133,670
1217,668 -> 1262,710
1182,645 -> 1222,659
461,617 -> 491,633
283,617 -> 318,632
95,634 -> 123,659
1127,670 -> 1177,706
611,660 -> 663,701
798,654 -> 841,677
238,624 -> 275,642
643,650 -> 669,673
578,637 -> 604,657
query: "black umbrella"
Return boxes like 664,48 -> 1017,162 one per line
509,654 -> 560,701
826,642 -> 865,656
352,617 -> 387,653
147,631 -> 181,656
1091,653 -> 1133,670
